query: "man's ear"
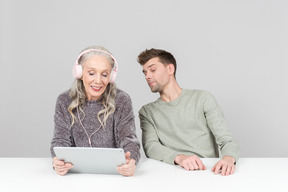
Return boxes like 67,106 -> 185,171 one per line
168,64 -> 175,75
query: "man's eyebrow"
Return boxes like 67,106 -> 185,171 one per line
142,64 -> 156,73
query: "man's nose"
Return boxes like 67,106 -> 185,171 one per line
145,72 -> 151,80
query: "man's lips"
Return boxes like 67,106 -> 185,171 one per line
148,81 -> 156,86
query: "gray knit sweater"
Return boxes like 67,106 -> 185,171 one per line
50,88 -> 140,163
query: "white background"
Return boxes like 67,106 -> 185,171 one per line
0,0 -> 287,157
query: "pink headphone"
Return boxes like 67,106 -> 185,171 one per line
72,48 -> 118,83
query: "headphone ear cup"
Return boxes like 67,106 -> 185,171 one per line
73,64 -> 83,79
110,69 -> 117,83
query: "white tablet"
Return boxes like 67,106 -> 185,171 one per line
53,147 -> 126,174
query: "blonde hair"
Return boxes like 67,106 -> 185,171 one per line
68,46 -> 117,128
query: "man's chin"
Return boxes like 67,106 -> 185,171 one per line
149,84 -> 160,93
150,87 -> 159,93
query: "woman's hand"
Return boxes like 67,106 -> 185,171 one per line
52,157 -> 73,176
117,151 -> 136,176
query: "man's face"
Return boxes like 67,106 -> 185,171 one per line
142,57 -> 170,93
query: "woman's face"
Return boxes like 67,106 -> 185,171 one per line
81,55 -> 112,101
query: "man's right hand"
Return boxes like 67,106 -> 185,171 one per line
174,154 -> 206,171
52,157 -> 73,176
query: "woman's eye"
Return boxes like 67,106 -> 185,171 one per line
102,73 -> 108,77
89,72 -> 94,75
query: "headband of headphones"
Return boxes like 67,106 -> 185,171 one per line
72,48 -> 118,83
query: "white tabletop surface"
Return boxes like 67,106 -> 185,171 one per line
0,157 -> 287,192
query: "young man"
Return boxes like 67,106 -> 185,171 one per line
137,48 -> 240,176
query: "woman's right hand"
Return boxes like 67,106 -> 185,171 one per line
52,157 -> 73,176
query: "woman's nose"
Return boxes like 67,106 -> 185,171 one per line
94,74 -> 101,83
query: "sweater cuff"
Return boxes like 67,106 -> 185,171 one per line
168,152 -> 182,165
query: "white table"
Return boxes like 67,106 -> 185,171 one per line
0,157 -> 287,192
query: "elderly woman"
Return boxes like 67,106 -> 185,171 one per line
50,46 -> 140,176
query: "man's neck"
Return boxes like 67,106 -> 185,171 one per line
160,82 -> 182,102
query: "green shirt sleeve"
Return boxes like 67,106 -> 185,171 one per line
139,107 -> 181,164
203,92 -> 240,162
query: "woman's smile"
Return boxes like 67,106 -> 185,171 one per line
91,86 -> 102,91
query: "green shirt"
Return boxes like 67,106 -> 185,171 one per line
139,89 -> 240,164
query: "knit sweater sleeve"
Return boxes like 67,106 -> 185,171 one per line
203,91 -> 240,162
115,90 -> 141,164
50,91 -> 73,157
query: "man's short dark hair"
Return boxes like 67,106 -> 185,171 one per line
137,48 -> 177,77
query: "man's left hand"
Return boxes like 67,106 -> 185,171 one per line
211,156 -> 236,176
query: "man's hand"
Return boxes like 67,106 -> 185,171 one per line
174,154 -> 206,171
212,156 -> 236,176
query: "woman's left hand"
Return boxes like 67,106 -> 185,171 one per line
117,151 -> 136,176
